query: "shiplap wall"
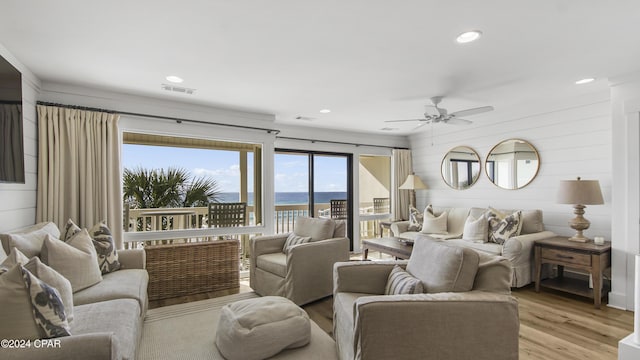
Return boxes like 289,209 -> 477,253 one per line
410,95 -> 612,240
0,45 -> 40,232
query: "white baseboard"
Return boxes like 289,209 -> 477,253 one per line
619,334 -> 640,359
608,291 -> 629,310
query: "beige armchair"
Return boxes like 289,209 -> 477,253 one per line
250,217 -> 350,305
333,238 -> 519,360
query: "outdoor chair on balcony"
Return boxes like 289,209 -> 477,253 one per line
208,202 -> 247,228
249,216 -> 350,305
330,199 -> 348,219
373,197 -> 390,214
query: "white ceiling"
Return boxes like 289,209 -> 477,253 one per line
1,1 -> 639,135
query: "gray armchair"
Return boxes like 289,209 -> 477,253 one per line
250,217 -> 350,305
333,238 -> 519,360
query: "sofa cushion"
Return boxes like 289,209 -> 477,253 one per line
71,298 -> 141,360
385,265 -> 423,295
73,268 -> 149,316
24,256 -> 75,323
257,253 -> 288,277
407,238 -> 479,293
447,239 -> 503,256
0,222 -> 61,257
420,211 -> 448,235
282,233 -> 312,253
216,296 -> 310,360
41,231 -> 103,292
294,217 -> 336,241
333,220 -> 347,237
487,209 -> 522,245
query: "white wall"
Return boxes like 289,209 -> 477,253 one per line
0,44 -> 41,232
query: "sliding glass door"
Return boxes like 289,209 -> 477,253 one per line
275,150 -> 353,244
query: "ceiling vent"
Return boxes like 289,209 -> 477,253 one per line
161,83 -> 196,95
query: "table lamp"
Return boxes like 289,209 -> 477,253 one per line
556,177 -> 604,242
399,173 -> 427,209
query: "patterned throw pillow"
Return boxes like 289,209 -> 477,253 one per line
21,266 -> 71,338
89,222 -> 121,274
282,233 -> 312,253
385,265 -> 424,295
487,209 -> 522,245
407,206 -> 424,231
63,218 -> 82,242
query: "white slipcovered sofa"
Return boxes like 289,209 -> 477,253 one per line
391,206 -> 556,287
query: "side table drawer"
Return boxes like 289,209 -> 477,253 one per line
541,248 -> 591,266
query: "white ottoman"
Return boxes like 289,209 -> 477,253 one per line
215,296 -> 311,360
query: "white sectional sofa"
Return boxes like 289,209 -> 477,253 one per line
391,206 -> 556,287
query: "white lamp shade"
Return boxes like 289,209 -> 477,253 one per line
557,177 -> 604,205
399,174 -> 427,190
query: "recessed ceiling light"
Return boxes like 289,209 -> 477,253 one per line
575,78 -> 595,85
319,109 -> 331,114
456,30 -> 482,44
166,75 -> 184,83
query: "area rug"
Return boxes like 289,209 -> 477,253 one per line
138,292 -> 337,360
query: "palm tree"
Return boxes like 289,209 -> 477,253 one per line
123,167 -> 221,209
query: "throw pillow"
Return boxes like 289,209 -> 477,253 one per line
407,206 -> 423,231
0,222 -> 61,256
1,247 -> 30,270
293,217 -> 336,241
406,238 -> 479,293
24,256 -> 74,323
2,229 -> 50,258
487,208 -> 522,245
462,214 -> 488,243
0,264 -> 70,340
385,265 -> 423,295
0,243 -> 6,263
21,266 -> 71,338
282,233 -> 312,253
40,231 -> 103,292
89,221 -> 121,274
420,211 -> 448,235
62,218 -> 81,242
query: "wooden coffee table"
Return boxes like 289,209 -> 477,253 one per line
362,237 -> 413,260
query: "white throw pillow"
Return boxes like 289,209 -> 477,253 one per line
420,211 -> 448,235
462,214 -> 488,243
0,222 -> 61,257
40,231 -> 103,292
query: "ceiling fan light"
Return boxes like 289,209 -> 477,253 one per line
456,30 -> 482,44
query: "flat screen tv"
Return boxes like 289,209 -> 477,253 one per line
0,54 -> 25,183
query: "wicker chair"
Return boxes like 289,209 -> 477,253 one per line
330,199 -> 348,219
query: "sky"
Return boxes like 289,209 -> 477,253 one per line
122,144 -> 347,193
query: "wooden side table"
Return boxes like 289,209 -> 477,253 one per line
534,236 -> 611,308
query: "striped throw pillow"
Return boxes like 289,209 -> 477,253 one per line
385,265 -> 423,295
282,233 -> 312,253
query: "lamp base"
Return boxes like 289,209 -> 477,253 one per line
568,234 -> 589,243
568,204 -> 591,243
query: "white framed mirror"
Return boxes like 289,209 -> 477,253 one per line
485,139 -> 540,190
441,146 -> 481,190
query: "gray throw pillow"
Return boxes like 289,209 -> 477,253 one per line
406,238 -> 479,293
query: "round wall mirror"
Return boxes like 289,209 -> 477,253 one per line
485,139 -> 540,190
441,146 -> 481,190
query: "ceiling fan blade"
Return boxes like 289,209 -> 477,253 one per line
384,119 -> 425,123
449,106 -> 494,118
445,118 -> 472,125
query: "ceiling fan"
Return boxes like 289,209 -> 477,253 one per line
386,96 -> 494,126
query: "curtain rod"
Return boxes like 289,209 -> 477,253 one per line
276,136 -> 409,150
36,101 -> 281,135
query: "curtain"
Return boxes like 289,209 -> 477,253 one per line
36,105 -> 123,248
392,149 -> 412,221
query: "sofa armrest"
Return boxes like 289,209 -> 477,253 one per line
333,260 -> 408,295
502,230 -> 556,262
288,237 -> 350,278
1,332 -> 120,360
390,221 -> 409,236
117,249 -> 146,269
250,233 -> 288,258
352,291 -> 519,360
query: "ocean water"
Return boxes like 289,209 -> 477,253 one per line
218,192 -> 346,205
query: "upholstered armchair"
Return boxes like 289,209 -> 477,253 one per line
249,217 -> 350,305
333,238 -> 519,360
